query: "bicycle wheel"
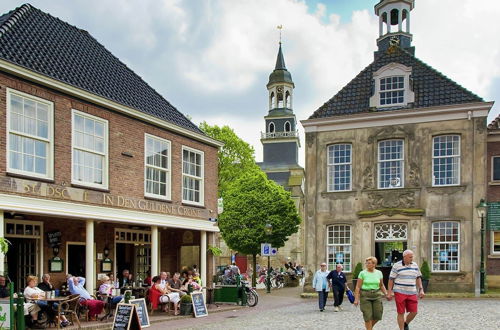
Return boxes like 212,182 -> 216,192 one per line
246,290 -> 258,307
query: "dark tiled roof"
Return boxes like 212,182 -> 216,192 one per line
0,4 -> 203,134
309,46 -> 484,119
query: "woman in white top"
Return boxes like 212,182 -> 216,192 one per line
152,276 -> 180,315
98,275 -> 123,304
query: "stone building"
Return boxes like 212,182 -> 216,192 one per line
301,0 -> 493,292
0,4 -> 221,291
257,43 -> 305,267
486,116 -> 500,289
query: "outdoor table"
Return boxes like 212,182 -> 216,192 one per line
32,296 -> 69,329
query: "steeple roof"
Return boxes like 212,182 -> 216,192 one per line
267,43 -> 294,87
275,43 -> 287,70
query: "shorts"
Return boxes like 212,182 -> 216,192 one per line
360,290 -> 383,322
394,292 -> 418,314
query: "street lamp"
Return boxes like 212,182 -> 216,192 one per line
265,223 -> 273,294
476,198 -> 487,294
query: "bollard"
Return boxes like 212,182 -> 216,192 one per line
16,292 -> 25,330
8,283 -> 14,330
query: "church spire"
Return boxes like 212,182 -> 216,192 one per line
275,42 -> 286,70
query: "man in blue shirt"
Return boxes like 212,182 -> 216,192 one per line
67,275 -> 104,319
327,264 -> 349,312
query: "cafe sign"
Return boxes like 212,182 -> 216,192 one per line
2,177 -> 209,220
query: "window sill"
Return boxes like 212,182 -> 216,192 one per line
488,255 -> 500,259
6,172 -> 55,183
181,202 -> 205,209
426,185 -> 467,194
488,181 -> 500,186
321,191 -> 356,199
71,183 -> 109,193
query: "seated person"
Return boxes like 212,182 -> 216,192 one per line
37,274 -> 54,292
150,276 -> 180,315
1,275 -> 42,328
67,275 -> 104,320
98,275 -> 122,304
24,275 -> 69,327
181,276 -> 201,292
159,272 -> 170,289
143,271 -> 152,287
118,269 -> 133,288
168,272 -> 186,297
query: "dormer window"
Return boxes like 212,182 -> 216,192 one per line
370,63 -> 414,108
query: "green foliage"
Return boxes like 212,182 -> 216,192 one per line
199,122 -> 260,197
0,238 -> 10,255
352,262 -> 363,279
218,169 -> 301,255
421,260 -> 431,280
207,245 -> 222,256
180,294 -> 192,303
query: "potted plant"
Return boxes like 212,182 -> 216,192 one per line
420,260 -> 431,292
352,262 -> 363,290
180,294 -> 193,315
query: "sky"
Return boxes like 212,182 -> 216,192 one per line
1,0 -> 500,166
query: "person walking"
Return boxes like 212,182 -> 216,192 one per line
387,250 -> 425,330
312,262 -> 330,312
327,264 -> 349,312
354,257 -> 389,330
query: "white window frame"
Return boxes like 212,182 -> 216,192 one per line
6,88 -> 54,180
369,63 -> 415,108
491,156 -> 500,182
327,144 -> 352,192
284,121 -> 291,132
326,224 -> 352,272
182,146 -> 204,206
492,231 -> 500,255
144,134 -> 171,200
378,139 -> 404,189
268,122 -> 275,133
432,135 -> 461,186
431,221 -> 460,272
71,109 -> 109,189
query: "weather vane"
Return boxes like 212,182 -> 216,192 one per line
277,25 -> 283,43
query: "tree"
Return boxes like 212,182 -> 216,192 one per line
218,169 -> 301,286
199,122 -> 260,197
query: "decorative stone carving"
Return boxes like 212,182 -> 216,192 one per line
363,166 -> 375,189
368,191 -> 415,209
374,223 -> 407,241
367,126 -> 415,144
408,162 -> 421,187
306,132 -> 316,147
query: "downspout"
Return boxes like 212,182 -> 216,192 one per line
471,115 -> 479,296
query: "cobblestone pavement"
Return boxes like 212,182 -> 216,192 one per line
151,290 -> 500,330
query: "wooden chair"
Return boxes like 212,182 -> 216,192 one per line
60,294 -> 81,328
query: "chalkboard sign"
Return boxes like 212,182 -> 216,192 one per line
129,298 -> 150,328
47,231 -> 62,248
191,292 -> 208,318
488,203 -> 500,230
112,303 -> 141,330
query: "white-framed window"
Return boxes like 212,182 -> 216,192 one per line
432,221 -> 460,272
182,146 -> 204,206
327,144 -> 352,192
144,134 -> 171,200
492,232 -> 500,255
71,110 -> 108,189
269,122 -> 275,133
378,140 -> 404,189
6,89 -> 54,179
380,76 -> 404,106
433,135 -> 460,186
327,225 -> 352,272
492,156 -> 500,181
284,121 -> 291,132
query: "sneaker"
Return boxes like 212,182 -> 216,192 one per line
334,306 -> 339,312
339,306 -> 343,311
404,322 -> 409,330
320,309 -> 324,312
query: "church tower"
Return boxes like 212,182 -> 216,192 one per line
375,0 -> 415,56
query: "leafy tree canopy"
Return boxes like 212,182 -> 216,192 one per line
199,122 -> 260,198
218,169 -> 301,256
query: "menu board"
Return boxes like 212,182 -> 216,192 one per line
191,292 -> 208,318
112,303 -> 141,330
47,231 -> 62,247
129,298 -> 150,328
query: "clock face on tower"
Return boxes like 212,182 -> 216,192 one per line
277,86 -> 283,93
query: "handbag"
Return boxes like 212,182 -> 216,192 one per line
346,289 -> 355,304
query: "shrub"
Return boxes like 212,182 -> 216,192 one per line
421,260 -> 431,280
352,262 -> 363,279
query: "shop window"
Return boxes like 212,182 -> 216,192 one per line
182,146 -> 204,206
327,225 -> 352,272
378,139 -> 404,189
327,144 -> 352,192
492,232 -> 500,255
145,134 -> 171,200
7,89 -> 54,179
432,135 -> 460,186
492,156 -> 500,181
71,110 -> 108,189
432,221 -> 460,272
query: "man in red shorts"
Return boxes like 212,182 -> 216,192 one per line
387,250 -> 425,330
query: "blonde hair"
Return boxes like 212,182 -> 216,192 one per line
365,256 -> 378,266
26,275 -> 38,285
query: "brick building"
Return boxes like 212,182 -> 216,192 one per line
486,116 -> 500,288
0,4 -> 221,291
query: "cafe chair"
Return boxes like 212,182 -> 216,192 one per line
60,294 -> 81,328
146,288 -> 169,315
